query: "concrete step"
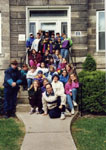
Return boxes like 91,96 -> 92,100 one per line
16,104 -> 30,112
18,98 -> 29,104
17,89 -> 29,104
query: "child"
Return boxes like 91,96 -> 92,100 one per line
45,65 -> 56,82
65,64 -> 74,75
26,66 -> 37,88
28,49 -> 42,67
53,49 -> 62,69
65,73 -> 79,115
57,58 -> 67,70
21,64 -> 28,90
51,74 -> 66,119
41,78 -> 49,93
43,50 -> 51,65
36,62 -> 49,75
55,37 -> 62,52
59,69 -> 69,86
28,80 -> 43,114
34,70 -> 45,87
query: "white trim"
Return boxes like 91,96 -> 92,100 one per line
96,11 -> 105,52
26,6 -> 71,39
0,13 -> 1,54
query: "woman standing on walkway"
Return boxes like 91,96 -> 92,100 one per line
65,73 -> 79,115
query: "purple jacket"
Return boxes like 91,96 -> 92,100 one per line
65,82 -> 79,94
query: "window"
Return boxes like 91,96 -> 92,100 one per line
29,22 -> 36,36
61,22 -> 67,36
0,13 -> 1,54
97,11 -> 105,51
30,10 -> 67,17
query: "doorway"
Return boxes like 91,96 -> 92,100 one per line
27,6 -> 71,38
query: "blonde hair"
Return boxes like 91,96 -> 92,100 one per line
29,80 -> 40,90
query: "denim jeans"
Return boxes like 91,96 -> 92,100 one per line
61,49 -> 69,59
66,88 -> 77,110
27,78 -> 33,88
72,88 -> 77,101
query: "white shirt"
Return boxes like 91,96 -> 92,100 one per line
31,38 -> 41,52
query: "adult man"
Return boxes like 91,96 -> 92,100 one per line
3,60 -> 22,118
42,83 -> 66,120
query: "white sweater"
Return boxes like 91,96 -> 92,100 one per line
31,38 -> 41,52
26,70 -> 37,79
51,80 -> 65,96
42,92 -> 58,114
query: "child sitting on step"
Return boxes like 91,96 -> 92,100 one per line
28,80 -> 43,114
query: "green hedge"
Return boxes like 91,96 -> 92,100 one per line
82,54 -> 96,71
0,88 -> 4,115
78,71 -> 106,114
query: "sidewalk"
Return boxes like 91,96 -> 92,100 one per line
17,112 -> 77,150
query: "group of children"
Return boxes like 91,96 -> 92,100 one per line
20,31 -> 79,120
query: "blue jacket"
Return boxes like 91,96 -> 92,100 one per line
3,67 -> 22,88
59,74 -> 69,85
26,37 -> 35,48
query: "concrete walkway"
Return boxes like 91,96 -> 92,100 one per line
17,112 -> 77,150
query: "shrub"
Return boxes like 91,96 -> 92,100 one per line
82,54 -> 96,71
78,71 -> 106,114
0,87 -> 4,115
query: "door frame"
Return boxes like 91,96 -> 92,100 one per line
26,6 -> 71,39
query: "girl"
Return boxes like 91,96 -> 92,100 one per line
59,69 -> 69,86
28,80 -> 43,114
41,78 -> 49,93
53,49 -> 62,69
45,65 -> 56,82
36,62 -> 49,75
26,66 -> 37,88
28,49 -> 42,67
65,73 -> 79,115
65,64 -> 74,75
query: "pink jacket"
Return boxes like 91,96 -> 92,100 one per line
65,81 -> 79,94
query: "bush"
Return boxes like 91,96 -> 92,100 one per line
0,87 -> 4,115
78,71 -> 106,114
82,54 -> 96,71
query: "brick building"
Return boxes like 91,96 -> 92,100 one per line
0,0 -> 105,84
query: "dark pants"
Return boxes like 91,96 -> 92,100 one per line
48,97 -> 65,119
4,87 -> 19,114
21,76 -> 27,89
29,96 -> 42,111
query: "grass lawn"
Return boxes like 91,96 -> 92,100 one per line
72,116 -> 106,150
0,117 -> 25,150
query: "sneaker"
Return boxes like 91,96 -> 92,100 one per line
29,108 -> 35,115
71,108 -> 75,115
65,109 -> 71,116
36,107 -> 39,114
60,113 -> 65,120
73,101 -> 77,106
